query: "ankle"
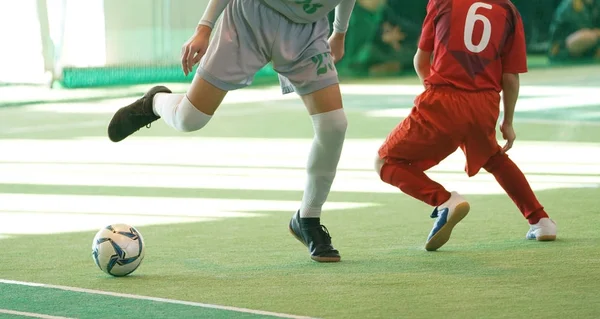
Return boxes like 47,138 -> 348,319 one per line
527,211 -> 549,225
300,217 -> 321,228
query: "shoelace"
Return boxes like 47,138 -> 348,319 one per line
127,103 -> 154,129
313,225 -> 332,244
320,225 -> 332,238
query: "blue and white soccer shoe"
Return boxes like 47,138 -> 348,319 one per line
425,191 -> 470,251
526,218 -> 557,241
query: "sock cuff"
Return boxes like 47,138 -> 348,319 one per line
311,108 -> 346,121
310,108 -> 347,131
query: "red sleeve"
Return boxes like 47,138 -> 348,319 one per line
418,0 -> 437,52
501,11 -> 528,74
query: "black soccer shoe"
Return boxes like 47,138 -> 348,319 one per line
289,211 -> 341,262
107,86 -> 172,142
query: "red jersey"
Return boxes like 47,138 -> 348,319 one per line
419,0 -> 528,92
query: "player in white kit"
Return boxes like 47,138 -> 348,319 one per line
107,0 -> 356,262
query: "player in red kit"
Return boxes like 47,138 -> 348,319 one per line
375,0 -> 557,251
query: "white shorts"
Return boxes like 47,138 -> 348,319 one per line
197,0 -> 339,95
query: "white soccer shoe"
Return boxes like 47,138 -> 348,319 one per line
425,191 -> 470,251
526,218 -> 557,241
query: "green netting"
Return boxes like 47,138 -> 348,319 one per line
60,64 -> 279,89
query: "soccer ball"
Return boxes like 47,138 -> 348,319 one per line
92,224 -> 145,277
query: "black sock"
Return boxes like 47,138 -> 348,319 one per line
300,217 -> 320,227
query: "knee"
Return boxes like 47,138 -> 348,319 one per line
313,109 -> 348,141
566,29 -> 599,56
334,114 -> 349,135
175,117 -> 210,133
173,95 -> 212,132
483,151 -> 508,172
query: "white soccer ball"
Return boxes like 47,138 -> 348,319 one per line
92,223 -> 145,277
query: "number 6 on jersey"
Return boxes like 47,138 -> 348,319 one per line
464,2 -> 493,53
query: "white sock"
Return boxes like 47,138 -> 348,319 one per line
152,93 -> 212,132
299,109 -> 348,218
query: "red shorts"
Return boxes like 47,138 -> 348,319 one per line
378,86 -> 502,177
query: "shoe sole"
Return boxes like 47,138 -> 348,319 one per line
425,202 -> 470,251
288,226 -> 341,263
536,234 -> 557,241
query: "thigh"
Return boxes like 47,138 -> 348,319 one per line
197,0 -> 272,91
186,74 -> 228,116
299,82 -> 342,115
272,17 -> 339,96
378,106 -> 460,171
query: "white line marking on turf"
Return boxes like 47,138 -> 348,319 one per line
24,87 -> 297,114
0,120 -> 106,135
0,138 -> 597,236
21,84 -> 599,115
0,279 -> 317,319
1,163 -> 598,194
511,119 -> 600,126
339,84 -> 600,96
24,99 -> 291,116
366,92 -> 600,118
0,194 -> 374,235
0,138 -> 598,193
0,309 -> 75,319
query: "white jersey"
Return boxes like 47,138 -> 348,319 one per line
261,0 -> 343,23
199,0 -> 355,33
